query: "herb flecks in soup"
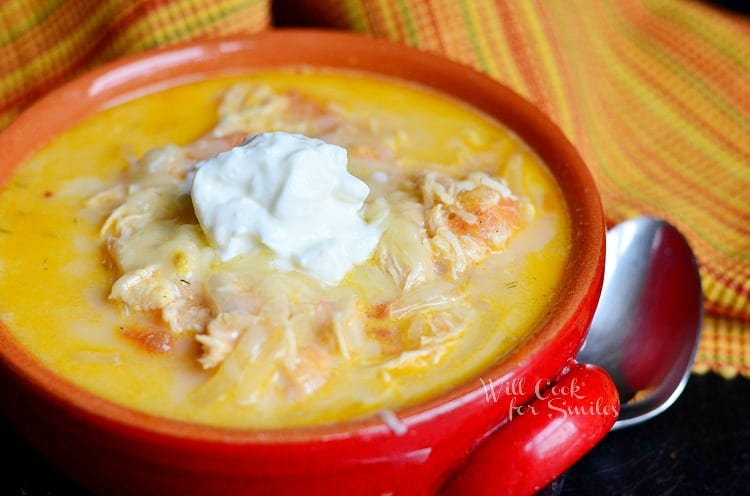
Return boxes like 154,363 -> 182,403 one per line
0,71 -> 570,428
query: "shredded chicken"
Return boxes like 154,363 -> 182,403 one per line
197,312 -> 256,369
91,83 -> 532,406
213,84 -> 340,138
417,171 -> 526,278
375,214 -> 436,291
110,265 -> 180,312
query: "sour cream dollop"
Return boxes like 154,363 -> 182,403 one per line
190,132 -> 382,284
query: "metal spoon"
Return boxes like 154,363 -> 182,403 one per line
578,216 -> 703,429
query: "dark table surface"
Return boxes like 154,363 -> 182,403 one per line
0,372 -> 748,495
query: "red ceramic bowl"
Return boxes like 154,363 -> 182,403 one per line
0,30 -> 616,495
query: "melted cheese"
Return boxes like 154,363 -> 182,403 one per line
0,70 -> 570,428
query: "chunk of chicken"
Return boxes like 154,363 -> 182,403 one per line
282,345 -> 334,397
182,132 -> 247,162
110,265 -> 180,312
375,214 -> 436,292
197,312 -> 254,369
101,185 -> 184,239
417,171 -> 523,278
212,84 -> 340,138
162,290 -> 212,334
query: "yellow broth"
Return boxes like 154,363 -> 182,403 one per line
0,71 -> 570,428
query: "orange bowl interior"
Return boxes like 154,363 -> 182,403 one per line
0,29 -> 604,443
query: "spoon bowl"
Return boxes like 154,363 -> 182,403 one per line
579,216 -> 703,429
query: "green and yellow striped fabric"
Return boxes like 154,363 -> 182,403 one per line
1,0 -> 749,377
0,0 -> 269,129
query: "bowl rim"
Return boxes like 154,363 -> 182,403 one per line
0,28 -> 605,444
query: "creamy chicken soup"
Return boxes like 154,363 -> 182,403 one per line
0,70 -> 570,428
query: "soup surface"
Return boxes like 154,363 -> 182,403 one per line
0,70 -> 570,428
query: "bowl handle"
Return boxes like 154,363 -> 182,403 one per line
441,363 -> 619,496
